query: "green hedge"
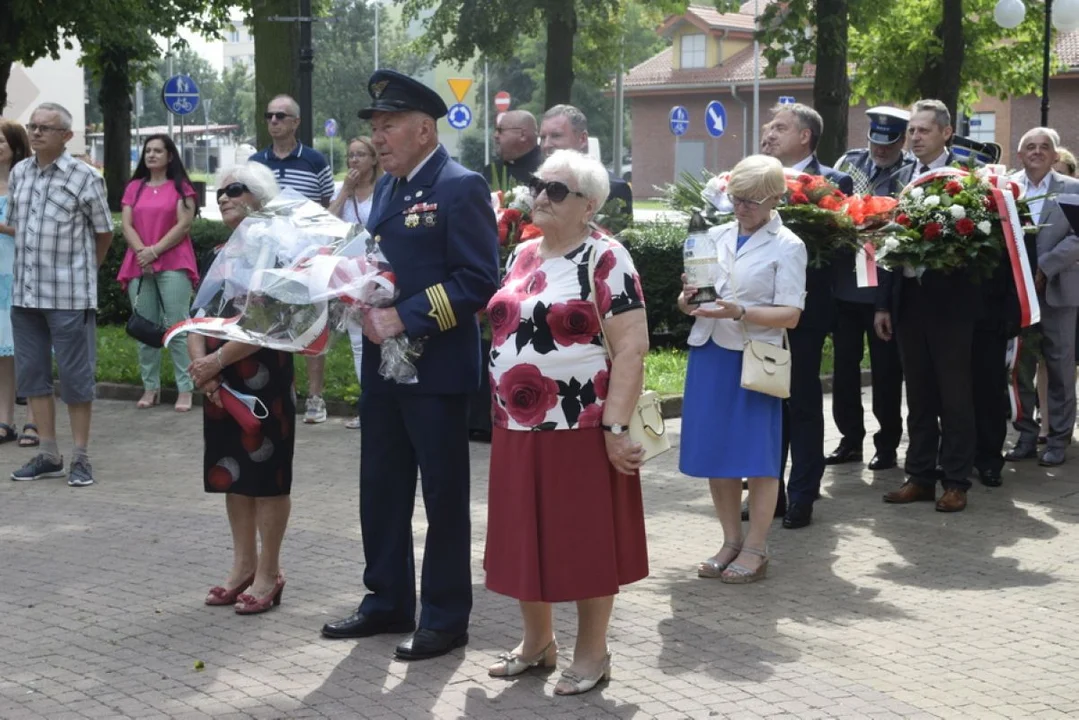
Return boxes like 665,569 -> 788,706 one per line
617,220 -> 691,348
98,214 -> 232,325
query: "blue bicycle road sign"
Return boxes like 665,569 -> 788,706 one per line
162,74 -> 200,116
669,106 -> 689,136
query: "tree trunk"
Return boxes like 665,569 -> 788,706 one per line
917,0 -> 964,125
543,0 -> 577,108
813,0 -> 850,165
0,59 -> 11,116
97,45 -> 134,212
252,0 -> 300,148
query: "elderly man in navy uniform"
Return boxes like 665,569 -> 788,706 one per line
321,70 -> 500,660
826,107 -> 912,473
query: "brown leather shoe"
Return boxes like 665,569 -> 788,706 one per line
882,481 -> 936,504
935,488 -> 968,513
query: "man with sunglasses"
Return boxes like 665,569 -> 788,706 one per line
482,110 -> 541,187
250,94 -> 335,424
321,70 -> 500,662
760,102 -> 853,530
5,103 -> 113,488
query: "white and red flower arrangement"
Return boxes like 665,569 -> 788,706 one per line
492,185 -> 541,248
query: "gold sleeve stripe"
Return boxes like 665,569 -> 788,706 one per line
425,284 -> 457,332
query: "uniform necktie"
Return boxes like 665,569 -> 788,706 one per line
918,164 -> 929,175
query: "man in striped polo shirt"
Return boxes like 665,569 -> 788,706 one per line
251,94 -> 335,424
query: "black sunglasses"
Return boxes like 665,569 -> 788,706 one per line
528,175 -> 586,203
264,112 -> 293,121
216,182 -> 251,200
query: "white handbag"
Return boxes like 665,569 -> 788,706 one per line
727,246 -> 792,399
587,242 -> 672,463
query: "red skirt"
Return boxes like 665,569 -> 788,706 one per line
484,426 -> 649,602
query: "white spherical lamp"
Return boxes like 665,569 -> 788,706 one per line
994,0 -> 1027,29
1054,0 -> 1079,32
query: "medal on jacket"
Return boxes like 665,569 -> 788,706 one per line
405,213 -> 420,228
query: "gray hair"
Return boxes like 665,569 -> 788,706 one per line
1018,126 -> 1060,152
538,149 -> 610,208
34,102 -> 73,130
270,94 -> 302,118
215,162 -> 280,206
542,104 -> 588,135
771,103 -> 822,151
911,99 -> 951,131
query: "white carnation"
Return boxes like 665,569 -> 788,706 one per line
923,195 -> 940,208
977,220 -> 992,235
910,187 -> 925,199
949,205 -> 966,219
884,237 -> 901,251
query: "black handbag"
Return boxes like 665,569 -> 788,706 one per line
125,276 -> 167,348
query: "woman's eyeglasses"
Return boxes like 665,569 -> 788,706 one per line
730,196 -> 766,209
528,175 -> 586,203
216,182 -> 251,200
347,152 -> 372,159
264,112 -> 293,121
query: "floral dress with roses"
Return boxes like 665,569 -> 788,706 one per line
487,232 -> 645,431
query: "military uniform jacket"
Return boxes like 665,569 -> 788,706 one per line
832,149 -> 914,304
363,144 -> 501,394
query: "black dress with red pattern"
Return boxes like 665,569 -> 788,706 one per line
203,337 -> 296,497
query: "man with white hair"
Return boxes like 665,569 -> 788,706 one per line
1005,126 -> 1079,469
6,102 -> 113,487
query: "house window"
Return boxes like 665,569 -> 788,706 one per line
681,33 -> 706,69
967,112 -> 995,145
230,28 -> 241,43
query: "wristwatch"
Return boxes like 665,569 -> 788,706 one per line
602,423 -> 629,436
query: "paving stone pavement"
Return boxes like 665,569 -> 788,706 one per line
2,392 -> 1078,720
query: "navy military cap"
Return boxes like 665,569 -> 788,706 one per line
866,106 -> 910,145
357,69 -> 448,120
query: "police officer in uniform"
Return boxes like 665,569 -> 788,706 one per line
321,70 -> 501,660
827,107 -> 912,471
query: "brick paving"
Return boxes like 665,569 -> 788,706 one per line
1,393 -> 1078,719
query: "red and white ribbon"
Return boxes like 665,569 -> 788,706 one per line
855,242 -> 878,287
1006,336 -> 1023,422
991,185 -> 1040,327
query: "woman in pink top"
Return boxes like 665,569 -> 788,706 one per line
118,134 -> 200,411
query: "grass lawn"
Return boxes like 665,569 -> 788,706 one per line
634,198 -> 668,211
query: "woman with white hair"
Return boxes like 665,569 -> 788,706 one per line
187,162 -> 296,615
679,154 -> 806,584
484,149 -> 650,695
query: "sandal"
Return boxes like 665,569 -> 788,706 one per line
698,541 -> 743,578
720,546 -> 769,584
137,390 -> 160,409
0,423 -> 17,444
174,392 -> 193,413
18,424 -> 39,448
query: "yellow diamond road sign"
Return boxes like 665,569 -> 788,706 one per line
447,78 -> 472,103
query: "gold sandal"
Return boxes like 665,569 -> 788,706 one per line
720,546 -> 769,584
488,639 -> 558,677
698,541 -> 742,578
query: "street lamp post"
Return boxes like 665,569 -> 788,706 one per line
994,0 -> 1079,126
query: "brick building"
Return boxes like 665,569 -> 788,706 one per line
625,2 -> 1079,198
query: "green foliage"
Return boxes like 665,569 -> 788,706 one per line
313,137 -> 349,174
617,221 -> 691,347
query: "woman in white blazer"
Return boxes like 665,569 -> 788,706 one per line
678,155 -> 807,584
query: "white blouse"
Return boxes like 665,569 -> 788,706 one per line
687,213 -> 807,352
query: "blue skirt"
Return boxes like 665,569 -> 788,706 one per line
679,341 -> 782,479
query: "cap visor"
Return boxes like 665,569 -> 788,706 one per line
357,103 -> 412,120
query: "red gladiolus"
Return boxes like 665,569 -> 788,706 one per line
923,222 -> 943,240
955,217 -> 976,236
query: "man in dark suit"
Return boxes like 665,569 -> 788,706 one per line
482,110 -> 542,188
828,107 -> 912,473
878,99 -> 979,512
321,70 -> 501,660
760,102 -> 853,529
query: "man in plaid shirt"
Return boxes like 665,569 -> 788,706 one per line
5,103 -> 113,487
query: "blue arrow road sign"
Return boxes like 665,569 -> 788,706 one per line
162,74 -> 200,116
669,105 -> 689,136
447,103 -> 472,130
705,100 -> 727,138
778,96 -> 796,105
324,118 -> 338,137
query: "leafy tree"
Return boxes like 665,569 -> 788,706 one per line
217,62 -> 258,141
0,1 -> 80,112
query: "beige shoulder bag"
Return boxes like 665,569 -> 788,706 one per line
587,242 -> 671,463
726,243 -> 792,399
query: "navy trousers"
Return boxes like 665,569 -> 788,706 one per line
781,323 -> 828,505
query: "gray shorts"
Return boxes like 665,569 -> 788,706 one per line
12,307 -> 97,405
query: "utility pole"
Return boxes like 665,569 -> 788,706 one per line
374,2 -> 380,69
298,0 -> 314,146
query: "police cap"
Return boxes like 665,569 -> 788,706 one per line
357,69 -> 448,120
866,106 -> 910,145
951,135 -> 1002,165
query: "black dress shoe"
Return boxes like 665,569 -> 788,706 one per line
825,444 -> 863,465
782,502 -> 813,529
741,498 -> 786,521
1005,443 -> 1038,461
469,429 -> 492,443
321,612 -> 415,639
394,628 -> 468,660
1039,448 -> 1066,466
978,467 -> 1002,487
868,453 -> 897,471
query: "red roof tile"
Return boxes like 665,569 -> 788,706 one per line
624,44 -> 813,91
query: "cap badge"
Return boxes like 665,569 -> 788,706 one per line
371,80 -> 390,98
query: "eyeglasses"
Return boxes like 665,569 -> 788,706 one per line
347,152 -> 372,159
216,182 -> 251,200
26,123 -> 66,134
528,175 -> 586,203
264,112 -> 293,121
495,127 -> 526,134
730,196 -> 767,209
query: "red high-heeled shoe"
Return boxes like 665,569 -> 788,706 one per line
205,573 -> 255,606
234,574 -> 285,615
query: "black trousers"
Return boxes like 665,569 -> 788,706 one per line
971,319 -> 1010,475
896,285 -> 976,490
781,323 -> 828,505
466,339 -> 493,435
831,299 -> 904,455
